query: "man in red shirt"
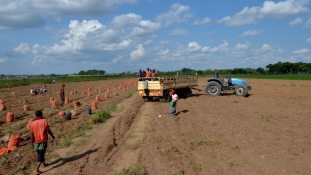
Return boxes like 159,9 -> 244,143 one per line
31,110 -> 55,174
145,68 -> 152,78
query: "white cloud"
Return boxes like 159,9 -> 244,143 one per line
218,0 -> 310,27
209,31 -> 215,35
201,40 -> 229,53
169,27 -> 189,36
111,13 -> 161,36
239,30 -> 264,37
260,44 -> 272,51
144,40 -> 153,45
260,0 -> 310,19
201,46 -> 210,52
130,44 -> 145,61
304,17 -> 311,28
235,43 -> 250,50
32,20 -> 132,60
112,56 -> 123,63
131,20 -> 161,36
157,49 -> 170,56
218,7 -> 259,26
307,37 -> 311,43
156,3 -> 193,27
111,13 -> 143,28
289,17 -> 303,26
193,17 -> 211,25
278,49 -> 285,53
292,48 -> 310,54
210,40 -> 229,52
187,42 -> 202,52
0,0 -> 138,30
0,57 -> 8,63
13,43 -> 30,54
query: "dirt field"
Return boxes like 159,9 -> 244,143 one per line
1,78 -> 311,175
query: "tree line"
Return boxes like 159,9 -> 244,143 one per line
157,62 -> 311,76
77,69 -> 106,75
75,62 -> 311,77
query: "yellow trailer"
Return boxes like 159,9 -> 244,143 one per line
137,73 -> 198,102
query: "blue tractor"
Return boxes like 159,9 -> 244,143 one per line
205,70 -> 252,97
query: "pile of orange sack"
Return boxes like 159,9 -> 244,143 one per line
0,135 -> 20,155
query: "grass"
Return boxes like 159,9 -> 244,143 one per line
74,139 -> 88,147
197,139 -> 220,146
166,168 -> 184,175
11,119 -> 28,129
127,134 -> 138,138
261,114 -> 276,124
233,145 -> 241,152
89,110 -> 112,124
231,74 -> 311,80
57,138 -> 73,149
188,161 -> 206,172
109,164 -> 147,175
2,129 -> 13,135
140,127 -> 151,133
125,92 -> 133,99
0,158 -> 9,167
106,105 -> 123,113
72,125 -> 93,138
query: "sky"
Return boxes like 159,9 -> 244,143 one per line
0,0 -> 311,75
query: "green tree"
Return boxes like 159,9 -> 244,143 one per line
78,70 -> 85,75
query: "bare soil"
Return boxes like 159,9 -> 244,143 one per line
1,78 -> 311,175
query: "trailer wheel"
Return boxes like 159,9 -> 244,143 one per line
183,88 -> 192,98
143,96 -> 153,102
160,90 -> 171,102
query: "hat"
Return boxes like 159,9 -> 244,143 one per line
171,89 -> 175,93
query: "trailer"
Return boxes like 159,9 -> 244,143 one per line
137,73 -> 198,102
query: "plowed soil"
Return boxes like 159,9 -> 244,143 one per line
1,78 -> 311,175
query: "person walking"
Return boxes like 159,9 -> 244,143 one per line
30,110 -> 55,175
169,89 -> 178,116
60,84 -> 65,107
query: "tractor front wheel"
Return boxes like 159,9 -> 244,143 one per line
235,85 -> 248,97
205,81 -> 221,97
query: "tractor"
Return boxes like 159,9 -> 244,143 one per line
205,70 -> 252,97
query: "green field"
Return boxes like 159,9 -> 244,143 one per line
1,74 -> 310,89
228,74 -> 311,80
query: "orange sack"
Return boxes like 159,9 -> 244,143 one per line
6,112 -> 14,123
8,135 -> 20,148
26,119 -> 34,129
0,135 -> 20,155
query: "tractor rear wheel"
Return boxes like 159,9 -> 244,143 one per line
205,81 -> 221,97
235,85 -> 248,97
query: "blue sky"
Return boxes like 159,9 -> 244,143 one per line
0,0 -> 310,75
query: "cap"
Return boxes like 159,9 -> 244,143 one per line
171,89 -> 175,93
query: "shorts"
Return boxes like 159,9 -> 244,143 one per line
35,142 -> 47,162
